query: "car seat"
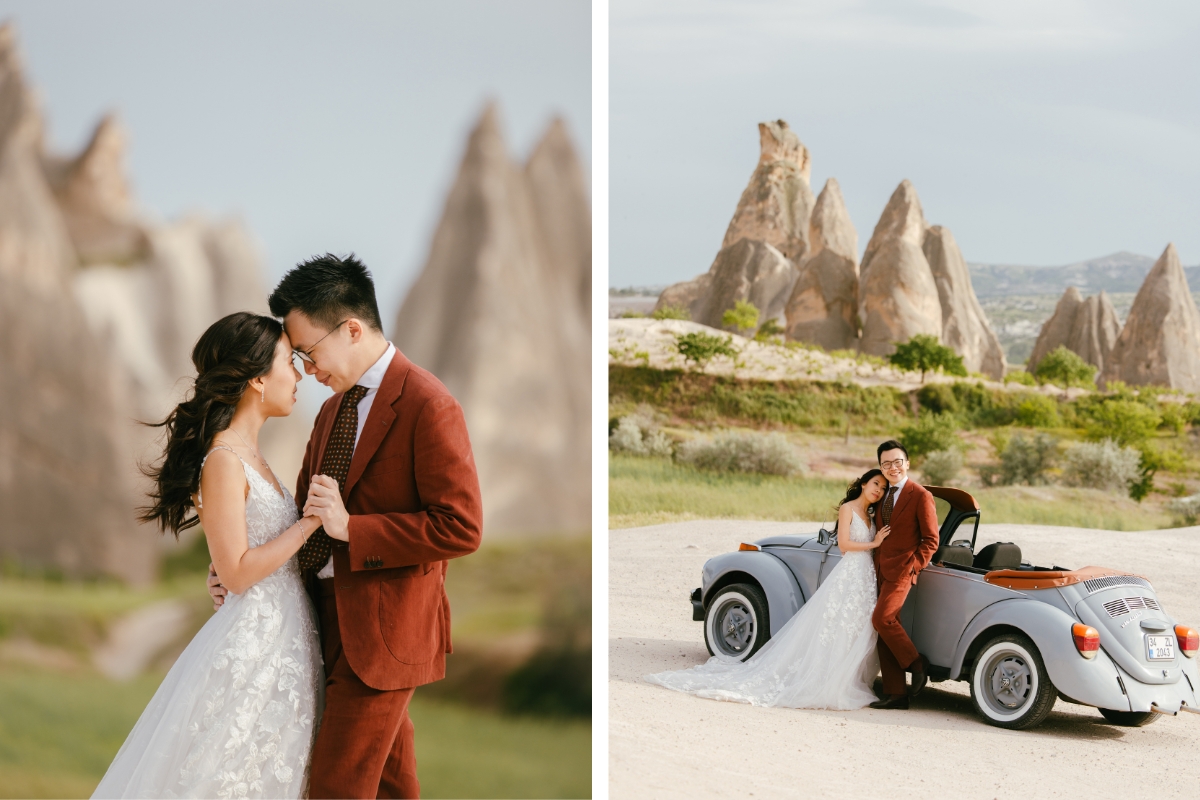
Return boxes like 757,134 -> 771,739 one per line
934,542 -> 974,567
973,542 -> 1021,570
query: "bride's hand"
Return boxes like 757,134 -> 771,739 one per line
873,525 -> 891,548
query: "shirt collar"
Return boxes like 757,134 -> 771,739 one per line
891,475 -> 908,495
356,342 -> 395,390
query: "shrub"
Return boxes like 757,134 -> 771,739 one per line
753,318 -> 785,343
1166,494 -> 1200,527
889,334 -> 967,382
1061,439 -> 1142,494
1034,346 -> 1097,388
995,432 -> 1059,486
617,309 -> 645,318
1082,399 -> 1161,447
608,411 -> 673,458
675,430 -> 804,476
722,300 -> 760,335
920,449 -> 963,486
898,412 -> 960,460
673,331 -> 738,370
1004,369 -> 1037,386
1158,401 -> 1188,435
1015,393 -> 1060,428
652,304 -> 690,321
917,383 -> 958,415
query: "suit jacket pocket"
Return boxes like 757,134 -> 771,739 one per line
378,570 -> 441,665
362,453 -> 407,479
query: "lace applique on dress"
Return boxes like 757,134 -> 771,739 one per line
92,451 -> 323,800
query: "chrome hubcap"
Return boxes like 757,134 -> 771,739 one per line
988,654 -> 1032,710
717,601 -> 753,653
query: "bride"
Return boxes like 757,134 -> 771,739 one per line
93,312 -> 324,799
645,469 -> 891,710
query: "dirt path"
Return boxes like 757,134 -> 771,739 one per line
610,519 -> 1200,799
92,599 -> 190,681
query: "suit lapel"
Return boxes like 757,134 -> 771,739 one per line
893,479 -> 916,518
343,351 -> 411,499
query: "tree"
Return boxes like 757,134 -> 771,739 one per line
1034,346 -> 1097,388
722,300 -> 759,336
673,331 -> 737,370
888,334 -> 967,383
652,304 -> 690,321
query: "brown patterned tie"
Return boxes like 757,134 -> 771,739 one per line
882,484 -> 896,527
297,384 -> 369,578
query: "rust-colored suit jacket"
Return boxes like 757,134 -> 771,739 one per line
295,350 -> 482,691
872,479 -> 940,585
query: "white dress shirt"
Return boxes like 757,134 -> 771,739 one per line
315,342 -> 396,579
884,475 -> 908,515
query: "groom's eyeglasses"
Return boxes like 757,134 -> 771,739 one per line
294,320 -> 349,365
880,459 -> 907,470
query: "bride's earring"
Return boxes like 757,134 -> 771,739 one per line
260,385 -> 265,403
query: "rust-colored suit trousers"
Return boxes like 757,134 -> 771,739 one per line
309,578 -> 419,799
872,577 -> 921,697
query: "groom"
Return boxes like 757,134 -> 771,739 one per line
208,254 -> 483,798
868,440 -> 939,710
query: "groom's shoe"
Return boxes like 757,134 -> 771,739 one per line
868,694 -> 909,710
909,655 -> 930,698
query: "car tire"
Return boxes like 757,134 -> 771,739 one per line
969,633 -> 1057,730
704,583 -> 770,663
1098,708 -> 1159,727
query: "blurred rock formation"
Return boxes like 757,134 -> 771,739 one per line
1100,244 -> 1200,391
1027,286 -> 1120,375
392,105 -> 590,535
783,178 -> 859,350
655,120 -> 810,331
0,24 -> 305,583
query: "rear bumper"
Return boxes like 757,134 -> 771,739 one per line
1120,663 -> 1200,714
690,588 -> 704,621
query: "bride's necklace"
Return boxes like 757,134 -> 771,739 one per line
226,426 -> 269,471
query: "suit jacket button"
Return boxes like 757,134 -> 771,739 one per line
364,560 -> 371,569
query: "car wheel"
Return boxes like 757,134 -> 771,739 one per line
704,583 -> 770,663
1098,708 -> 1159,727
969,633 -> 1057,730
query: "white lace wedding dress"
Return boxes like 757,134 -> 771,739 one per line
93,449 -> 323,799
646,512 -> 880,710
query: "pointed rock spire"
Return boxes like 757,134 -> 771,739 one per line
392,104 -> 590,534
923,225 -> 1006,379
1100,243 -> 1200,390
856,180 -> 942,356
784,178 -> 859,350
1027,287 -> 1119,375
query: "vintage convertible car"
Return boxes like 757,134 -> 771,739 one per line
689,486 -> 1200,729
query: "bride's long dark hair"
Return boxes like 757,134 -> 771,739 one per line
138,312 -> 284,536
837,468 -> 885,516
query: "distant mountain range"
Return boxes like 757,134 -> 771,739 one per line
968,251 -> 1200,298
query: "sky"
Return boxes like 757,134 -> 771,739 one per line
4,0 -> 591,320
610,0 -> 1200,288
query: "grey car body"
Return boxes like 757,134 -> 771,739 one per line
690,486 -> 1200,729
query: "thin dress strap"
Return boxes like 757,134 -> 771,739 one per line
196,445 -> 239,509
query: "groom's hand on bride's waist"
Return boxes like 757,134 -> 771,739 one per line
303,475 -> 350,541
207,563 -> 227,611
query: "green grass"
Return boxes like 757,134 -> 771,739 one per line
609,454 -> 1175,530
0,663 -> 590,799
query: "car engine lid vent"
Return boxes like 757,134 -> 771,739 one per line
1104,598 -> 1130,617
1083,575 -> 1153,594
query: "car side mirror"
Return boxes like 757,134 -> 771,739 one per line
818,525 -> 838,545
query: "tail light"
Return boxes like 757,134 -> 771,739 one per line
1072,623 -> 1100,658
738,543 -> 760,552
1177,625 -> 1199,658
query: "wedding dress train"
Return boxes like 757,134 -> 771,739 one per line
93,450 -> 323,799
646,512 -> 880,710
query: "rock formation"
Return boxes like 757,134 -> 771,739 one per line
783,178 -> 859,350
0,24 -> 148,584
923,225 -> 1006,379
0,24 -> 306,582
1100,244 -> 1200,391
655,119 -> 812,332
856,180 -> 942,357
1027,286 -> 1120,375
391,105 -> 590,535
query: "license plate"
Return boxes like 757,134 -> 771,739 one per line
1146,634 -> 1175,661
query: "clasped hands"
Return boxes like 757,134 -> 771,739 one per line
303,474 -> 350,542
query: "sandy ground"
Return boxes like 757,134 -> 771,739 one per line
610,519 -> 1200,799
